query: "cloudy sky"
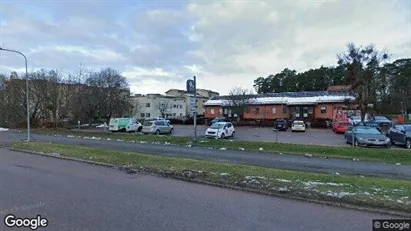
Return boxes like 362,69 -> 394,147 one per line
0,0 -> 410,95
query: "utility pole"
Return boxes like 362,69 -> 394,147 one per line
0,47 -> 31,141
193,76 -> 197,141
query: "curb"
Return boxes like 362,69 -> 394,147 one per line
9,147 -> 411,218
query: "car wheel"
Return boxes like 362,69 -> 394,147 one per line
154,130 -> 160,135
120,128 -> 126,132
137,126 -> 142,132
170,128 -> 174,134
406,139 -> 411,149
220,133 -> 225,139
231,131 -> 235,138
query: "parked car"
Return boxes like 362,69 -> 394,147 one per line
332,121 -> 351,134
388,124 -> 411,149
109,118 -> 142,132
205,122 -> 235,139
273,119 -> 288,131
345,126 -> 391,147
291,120 -> 306,132
151,117 -> 170,124
142,120 -> 174,135
208,117 -> 230,126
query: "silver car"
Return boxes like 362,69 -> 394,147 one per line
142,120 -> 174,135
345,126 -> 391,147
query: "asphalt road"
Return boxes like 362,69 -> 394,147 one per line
1,130 -> 411,180
0,149 -> 399,231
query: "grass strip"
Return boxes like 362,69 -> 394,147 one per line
30,128 -> 411,165
11,141 -> 411,214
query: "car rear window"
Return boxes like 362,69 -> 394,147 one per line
294,121 -> 304,125
144,121 -> 153,126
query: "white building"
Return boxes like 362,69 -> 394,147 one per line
165,88 -> 219,116
131,94 -> 187,120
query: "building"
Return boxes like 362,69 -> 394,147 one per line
204,87 -> 358,122
165,88 -> 219,116
131,94 -> 187,120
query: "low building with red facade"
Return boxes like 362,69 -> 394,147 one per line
204,87 -> 359,123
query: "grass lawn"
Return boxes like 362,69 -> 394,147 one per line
29,128 -> 411,165
11,141 -> 411,214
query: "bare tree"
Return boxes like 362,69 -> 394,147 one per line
228,87 -> 254,122
157,100 -> 170,118
337,43 -> 389,122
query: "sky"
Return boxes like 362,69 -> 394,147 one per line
0,0 -> 410,95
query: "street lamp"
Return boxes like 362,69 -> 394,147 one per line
0,47 -> 31,141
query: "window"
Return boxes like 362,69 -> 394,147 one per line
255,108 -> 260,113
140,113 -> 145,118
321,106 -> 327,114
282,106 -> 287,114
173,104 -> 177,108
308,107 -> 314,115
224,109 -> 228,114
219,108 -> 222,114
146,113 -> 150,118
179,105 -> 182,109
228,109 -> 232,114
180,113 -> 183,116
272,108 -> 277,114
211,109 -> 215,115
146,103 -> 150,107
173,113 -> 176,116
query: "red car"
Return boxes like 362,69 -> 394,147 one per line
332,121 -> 351,134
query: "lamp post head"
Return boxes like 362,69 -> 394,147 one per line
0,47 -> 3,50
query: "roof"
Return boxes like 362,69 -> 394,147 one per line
204,91 -> 357,106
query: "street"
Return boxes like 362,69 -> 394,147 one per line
1,130 -> 411,180
0,149 -> 399,231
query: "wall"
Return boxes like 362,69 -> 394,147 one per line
204,106 -> 222,119
132,95 -> 186,120
243,105 -> 288,120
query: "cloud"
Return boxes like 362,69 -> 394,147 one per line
0,0 -> 410,95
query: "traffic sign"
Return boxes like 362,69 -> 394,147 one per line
186,79 -> 195,93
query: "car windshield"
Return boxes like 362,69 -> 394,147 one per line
374,116 -> 388,121
404,125 -> 411,132
210,123 -> 225,129
355,128 -> 381,135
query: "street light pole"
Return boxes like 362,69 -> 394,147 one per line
0,47 -> 31,141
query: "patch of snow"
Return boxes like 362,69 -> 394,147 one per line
106,138 -> 112,141
0,128 -> 9,131
276,179 -> 292,183
186,144 -> 192,148
116,139 -> 124,142
322,190 -> 357,198
352,158 -> 360,161
67,135 -> 75,138
200,140 -> 208,143
396,163 -> 401,166
300,181 -> 348,188
219,147 -> 227,150
139,141 -> 147,144
220,173 -> 230,176
304,154 -> 312,158
245,176 -> 267,180
335,172 -> 340,175
259,147 -> 264,151
239,147 -> 245,151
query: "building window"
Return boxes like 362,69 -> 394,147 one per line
140,113 -> 145,118
173,104 -> 177,108
224,109 -> 228,114
211,109 -> 215,115
180,113 -> 183,116
146,113 -> 151,117
254,108 -> 260,114
219,108 -> 222,114
173,113 -> 176,116
272,108 -> 277,114
308,107 -> 314,115
321,106 -> 327,114
146,103 -> 150,108
282,106 -> 287,114
179,105 -> 182,109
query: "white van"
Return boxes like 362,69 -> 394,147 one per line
109,118 -> 142,132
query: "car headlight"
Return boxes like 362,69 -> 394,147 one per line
385,138 -> 390,142
358,137 -> 364,141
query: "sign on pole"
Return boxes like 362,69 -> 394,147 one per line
186,79 -> 196,93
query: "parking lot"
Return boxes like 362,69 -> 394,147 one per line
172,125 -> 346,146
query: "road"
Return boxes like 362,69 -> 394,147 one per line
0,149 -> 399,231
1,130 -> 411,180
